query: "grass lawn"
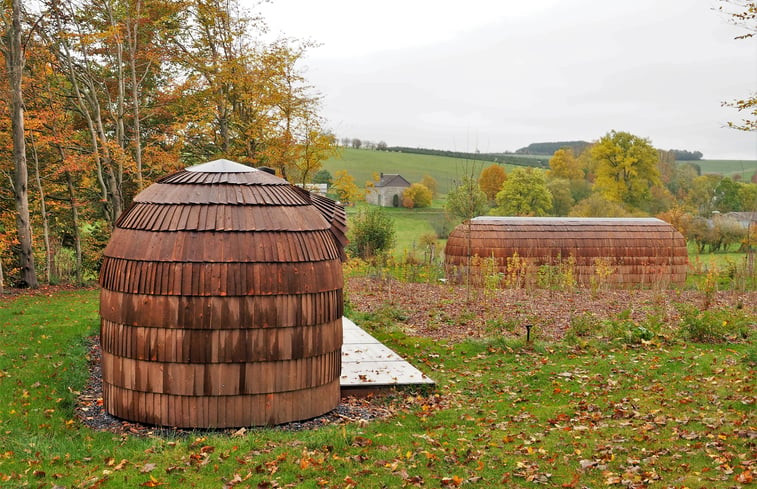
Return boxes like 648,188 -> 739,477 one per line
0,287 -> 754,488
346,202 -> 452,259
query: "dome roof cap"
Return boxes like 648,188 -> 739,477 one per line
186,159 -> 256,173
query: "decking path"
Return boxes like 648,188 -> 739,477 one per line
340,317 -> 435,390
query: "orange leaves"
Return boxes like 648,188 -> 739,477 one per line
440,475 -> 464,486
478,163 -> 507,201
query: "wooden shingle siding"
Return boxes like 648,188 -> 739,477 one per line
444,217 -> 687,286
99,161 -> 346,427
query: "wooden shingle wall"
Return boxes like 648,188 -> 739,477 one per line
99,161 -> 346,427
444,217 -> 687,286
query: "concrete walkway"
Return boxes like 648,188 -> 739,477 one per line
340,317 -> 435,390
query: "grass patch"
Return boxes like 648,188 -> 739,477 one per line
0,290 -> 755,487
696,158 -> 757,179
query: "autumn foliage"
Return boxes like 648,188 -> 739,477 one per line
0,0 -> 338,287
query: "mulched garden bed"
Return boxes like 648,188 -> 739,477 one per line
345,276 -> 757,342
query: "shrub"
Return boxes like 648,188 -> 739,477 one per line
347,207 -> 396,259
402,183 -> 432,208
564,312 -> 602,344
312,169 -> 333,185
677,305 -> 753,343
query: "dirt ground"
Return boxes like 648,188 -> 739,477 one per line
345,276 -> 757,342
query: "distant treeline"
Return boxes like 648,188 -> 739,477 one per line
385,147 -> 549,168
515,141 -> 592,156
670,150 -> 704,161
382,144 -> 704,166
515,141 -> 704,161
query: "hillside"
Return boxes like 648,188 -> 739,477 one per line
322,149 -> 757,189
321,148 -> 526,194
696,159 -> 757,180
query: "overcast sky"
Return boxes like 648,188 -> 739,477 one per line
256,0 -> 757,160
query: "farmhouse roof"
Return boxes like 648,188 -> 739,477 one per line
724,211 -> 757,222
376,173 -> 411,188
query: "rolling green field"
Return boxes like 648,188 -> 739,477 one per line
347,202 -> 452,258
696,159 -> 757,179
323,149 -> 757,193
322,148 -> 522,194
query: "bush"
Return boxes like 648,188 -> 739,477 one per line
565,312 -> 602,343
402,183 -> 432,208
347,207 -> 396,259
312,169 -> 333,185
677,305 -> 753,343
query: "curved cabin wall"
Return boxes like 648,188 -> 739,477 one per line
99,159 -> 347,428
444,217 -> 687,286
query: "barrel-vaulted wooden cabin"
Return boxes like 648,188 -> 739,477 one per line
99,159 -> 347,428
444,217 -> 687,286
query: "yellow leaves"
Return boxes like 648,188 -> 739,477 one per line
548,148 -> 583,181
332,170 -> 364,205
440,475 -> 463,486
140,475 -> 166,487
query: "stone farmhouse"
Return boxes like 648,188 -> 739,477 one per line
366,173 -> 411,207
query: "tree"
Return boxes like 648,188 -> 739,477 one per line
494,167 -> 552,216
1,0 -> 38,287
420,174 -> 438,198
446,175 -> 488,221
347,207 -> 396,259
719,1 -> 756,131
591,130 -> 660,209
313,169 -> 333,185
351,138 -> 361,149
569,194 -> 634,218
331,170 -> 363,205
376,140 -> 387,151
547,148 -> 583,180
656,149 -> 677,186
294,128 -> 337,184
401,183 -> 432,208
446,172 -> 488,300
668,163 -> 700,199
546,178 -> 574,216
713,177 -> 743,212
478,164 -> 507,202
687,174 -> 721,215
739,182 -> 757,210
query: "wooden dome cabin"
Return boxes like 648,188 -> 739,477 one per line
99,159 -> 347,428
444,217 -> 687,286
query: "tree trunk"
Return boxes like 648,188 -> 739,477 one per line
65,171 -> 83,284
126,0 -> 144,189
30,132 -> 51,284
4,0 -> 38,288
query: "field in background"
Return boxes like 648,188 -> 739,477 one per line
323,149 -> 757,193
696,159 -> 757,179
322,148 -> 521,194
346,202 -> 452,258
